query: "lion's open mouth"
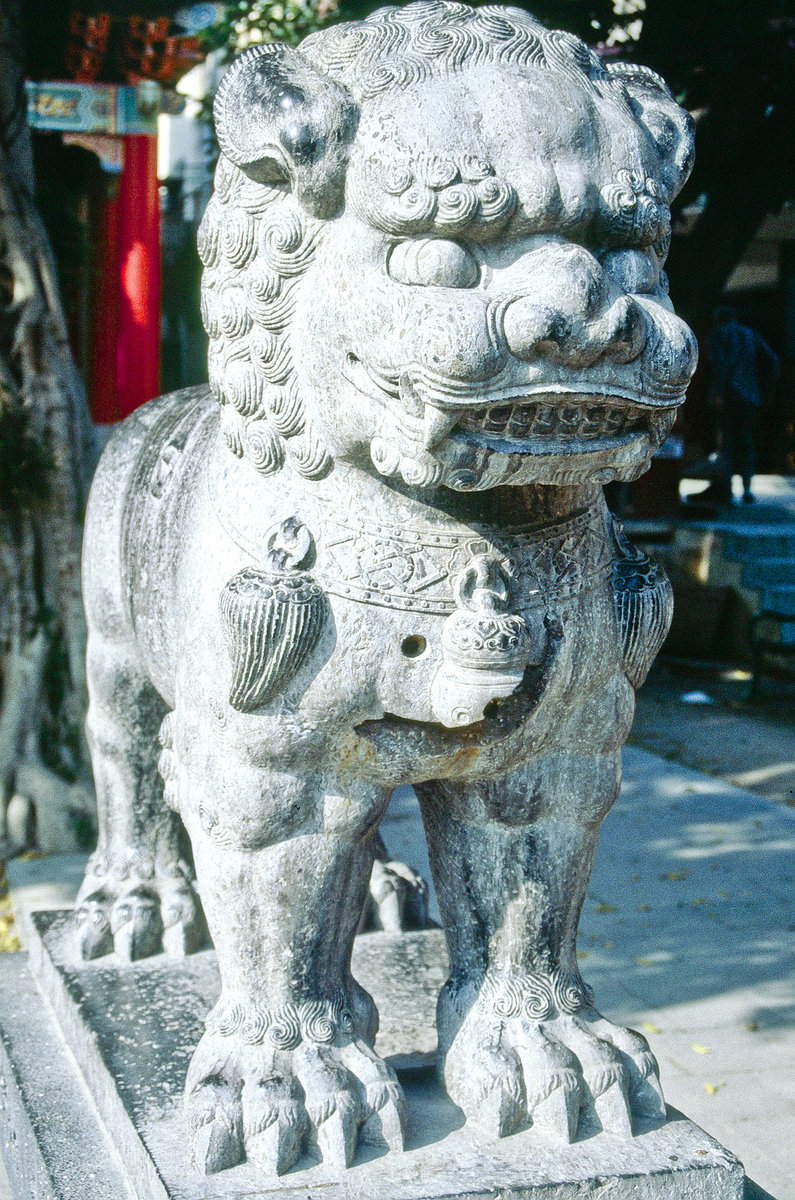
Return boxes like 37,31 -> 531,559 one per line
455,399 -> 675,450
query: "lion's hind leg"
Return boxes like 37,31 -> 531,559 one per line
74,633 -> 204,960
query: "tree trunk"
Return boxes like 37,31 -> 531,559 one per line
0,0 -> 99,850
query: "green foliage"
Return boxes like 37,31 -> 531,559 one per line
201,0 -> 342,59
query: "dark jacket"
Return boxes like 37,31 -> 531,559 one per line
707,319 -> 780,407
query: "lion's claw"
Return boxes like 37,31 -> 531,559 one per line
530,1077 -> 581,1142
440,987 -> 662,1143
593,1077 -> 633,1136
343,1041 -> 406,1152
74,892 -> 114,960
360,1080 -> 406,1152
313,1093 -> 361,1169
585,1016 -> 667,1121
443,1032 -> 527,1138
185,1021 -> 405,1175
242,1078 -> 306,1175
361,857 -> 431,932
110,887 -> 163,961
191,1083 -> 245,1174
74,867 -> 204,961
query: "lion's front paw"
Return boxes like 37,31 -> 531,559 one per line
74,853 -> 205,961
440,969 -> 664,1143
185,997 -> 405,1175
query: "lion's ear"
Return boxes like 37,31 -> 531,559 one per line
213,44 -> 358,219
606,62 -> 695,201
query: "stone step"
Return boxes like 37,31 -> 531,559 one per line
760,586 -> 795,615
5,911 -> 747,1200
742,557 -> 795,587
724,530 -> 795,559
754,589 -> 795,646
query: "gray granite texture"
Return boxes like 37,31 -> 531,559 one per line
72,0 -> 700,1178
0,911 -> 744,1200
0,953 -> 132,1199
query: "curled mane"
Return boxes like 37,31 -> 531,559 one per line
199,157 -> 331,480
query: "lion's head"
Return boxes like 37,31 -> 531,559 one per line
200,0 -> 696,492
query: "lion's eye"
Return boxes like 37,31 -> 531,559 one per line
387,238 -> 479,289
600,248 -> 658,295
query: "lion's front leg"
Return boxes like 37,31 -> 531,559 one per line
417,747 -> 664,1144
176,753 -> 405,1176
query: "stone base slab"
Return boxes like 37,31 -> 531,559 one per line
0,910 -> 748,1199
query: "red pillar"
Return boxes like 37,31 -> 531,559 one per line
117,133 -> 160,418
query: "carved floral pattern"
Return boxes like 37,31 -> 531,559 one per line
315,503 -> 614,614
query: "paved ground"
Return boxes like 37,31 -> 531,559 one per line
383,750 -> 795,1200
631,657 -> 795,808
680,472 -> 795,516
2,744 -> 792,1199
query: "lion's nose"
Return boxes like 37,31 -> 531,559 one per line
502,292 -> 646,366
501,247 -> 647,367
502,301 -> 573,362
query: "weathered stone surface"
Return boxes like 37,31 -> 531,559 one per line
4,913 -> 744,1199
73,0 -> 700,1177
0,953 -> 129,1200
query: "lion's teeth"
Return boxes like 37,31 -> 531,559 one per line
422,403 -> 459,449
398,371 -> 425,419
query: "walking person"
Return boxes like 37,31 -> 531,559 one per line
706,305 -> 780,504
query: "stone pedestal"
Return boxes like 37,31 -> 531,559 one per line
0,910 -> 748,1200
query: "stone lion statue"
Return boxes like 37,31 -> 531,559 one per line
74,0 -> 696,1178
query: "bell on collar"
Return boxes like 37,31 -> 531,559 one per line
431,555 -> 533,728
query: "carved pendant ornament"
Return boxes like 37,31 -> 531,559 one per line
612,521 -> 673,688
73,0 -> 697,1179
219,518 -> 325,711
432,555 -> 534,727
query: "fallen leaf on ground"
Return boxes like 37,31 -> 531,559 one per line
743,1021 -> 759,1032
642,1021 -> 661,1034
704,1083 -> 725,1095
595,903 -> 617,913
635,957 -> 653,966
660,871 -> 688,881
638,903 -> 651,912
691,1043 -> 711,1054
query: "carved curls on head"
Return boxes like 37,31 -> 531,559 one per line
214,43 -> 360,220
605,62 -> 695,201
